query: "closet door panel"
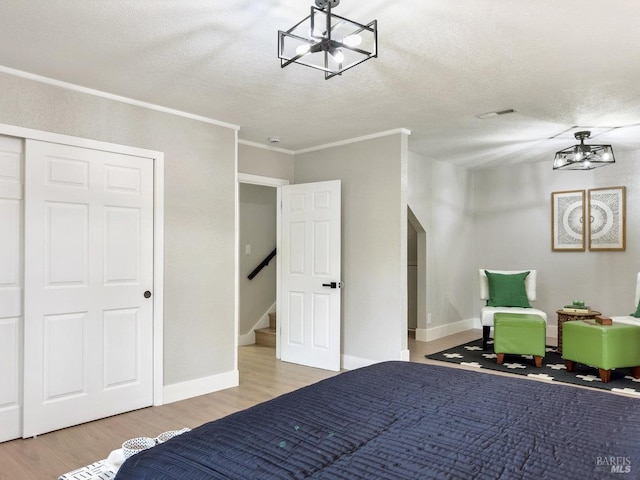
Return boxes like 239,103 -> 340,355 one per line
0,135 -> 23,443
23,140 -> 154,438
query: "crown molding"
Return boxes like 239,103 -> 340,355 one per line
0,65 -> 240,131
294,128 -> 412,154
238,139 -> 295,154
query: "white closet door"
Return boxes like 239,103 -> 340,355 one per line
0,136 -> 23,443
23,140 -> 154,437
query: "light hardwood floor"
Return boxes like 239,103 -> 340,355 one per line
0,329 -> 521,479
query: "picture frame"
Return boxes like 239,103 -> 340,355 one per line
551,190 -> 585,251
588,186 -> 626,251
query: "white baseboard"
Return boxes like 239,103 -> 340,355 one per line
342,355 -> 378,370
416,318 -> 476,342
415,328 -> 428,342
255,304 -> 274,330
163,370 -> 239,404
342,350 -> 410,371
238,330 -> 255,346
424,318 -> 558,341
237,302 -> 275,346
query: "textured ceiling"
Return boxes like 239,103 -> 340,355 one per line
1,0 -> 639,168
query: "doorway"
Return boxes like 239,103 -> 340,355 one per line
407,207 -> 428,343
237,174 -> 343,372
238,182 -> 278,346
237,173 -> 288,355
407,218 -> 418,337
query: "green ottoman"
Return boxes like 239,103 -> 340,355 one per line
494,313 -> 546,367
563,320 -> 640,383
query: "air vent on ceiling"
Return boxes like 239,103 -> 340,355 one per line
475,109 -> 515,119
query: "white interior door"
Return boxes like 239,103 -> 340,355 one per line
279,180 -> 341,371
23,140 -> 154,437
0,136 -> 23,443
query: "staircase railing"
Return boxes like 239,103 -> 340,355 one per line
248,248 -> 276,280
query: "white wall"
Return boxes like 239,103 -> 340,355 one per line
473,151 -> 640,328
407,151 -> 475,338
294,133 -> 409,367
0,71 -> 237,388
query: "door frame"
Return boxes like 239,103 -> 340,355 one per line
0,122 -> 165,406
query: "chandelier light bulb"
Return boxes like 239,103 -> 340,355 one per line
330,48 -> 344,63
296,44 -> 311,56
343,34 -> 362,47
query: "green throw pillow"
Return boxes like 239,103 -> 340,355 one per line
485,270 -> 531,308
631,299 -> 640,318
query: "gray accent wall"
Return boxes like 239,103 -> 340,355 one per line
294,133 -> 409,365
238,143 -> 294,182
0,72 -> 237,386
473,152 -> 640,324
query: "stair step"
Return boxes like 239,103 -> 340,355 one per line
268,311 -> 276,329
255,327 -> 276,348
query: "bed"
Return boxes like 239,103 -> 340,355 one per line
115,362 -> 640,479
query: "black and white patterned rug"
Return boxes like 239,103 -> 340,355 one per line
426,339 -> 640,397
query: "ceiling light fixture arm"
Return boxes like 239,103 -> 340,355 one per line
574,131 -> 591,142
315,0 -> 340,9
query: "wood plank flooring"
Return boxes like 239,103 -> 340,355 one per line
0,343 -> 343,479
0,329 -> 529,479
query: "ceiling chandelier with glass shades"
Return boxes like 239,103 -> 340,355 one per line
278,0 -> 378,80
553,131 -> 615,170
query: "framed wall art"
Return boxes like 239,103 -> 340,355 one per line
551,190 -> 585,251
588,186 -> 626,251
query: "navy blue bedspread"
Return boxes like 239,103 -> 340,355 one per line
115,362 -> 640,479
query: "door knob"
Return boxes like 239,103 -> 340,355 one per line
144,291 -> 152,298
322,282 -> 341,289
